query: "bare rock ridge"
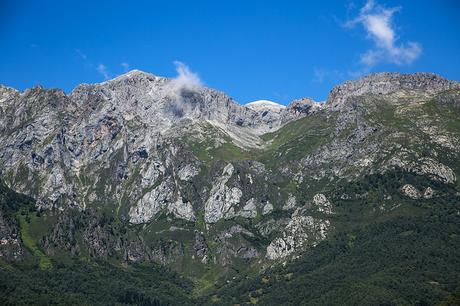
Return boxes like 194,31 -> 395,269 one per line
326,72 -> 459,109
69,69 -> 311,135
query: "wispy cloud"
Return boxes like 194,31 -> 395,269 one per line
162,61 -> 203,115
121,62 -> 130,72
164,61 -> 203,97
97,64 -> 110,80
313,68 -> 344,83
171,61 -> 202,89
75,49 -> 87,60
345,0 -> 422,68
75,50 -> 122,80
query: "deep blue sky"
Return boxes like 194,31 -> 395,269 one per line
1,0 -> 459,104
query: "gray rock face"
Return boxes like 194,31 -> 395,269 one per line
69,70 -> 313,136
237,198 -> 258,218
262,202 -> 274,215
204,163 -> 243,223
401,184 -> 421,199
266,208 -> 330,260
128,178 -> 196,223
129,180 -> 175,224
168,196 -> 196,222
388,157 -> 456,184
327,72 -> 459,110
177,164 -> 199,181
423,187 -> 435,199
283,194 -> 297,210
41,207 -> 186,264
312,194 -> 333,214
281,98 -> 323,123
245,98 -> 323,132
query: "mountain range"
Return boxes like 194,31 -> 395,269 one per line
1,71 -> 459,305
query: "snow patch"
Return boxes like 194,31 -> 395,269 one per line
246,100 -> 286,112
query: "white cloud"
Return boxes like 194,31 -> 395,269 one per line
121,62 -> 130,72
346,0 -> 421,67
172,61 -> 203,89
162,61 -> 203,116
97,64 -> 110,80
164,61 -> 203,98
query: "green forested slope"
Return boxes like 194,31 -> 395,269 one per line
202,181 -> 460,305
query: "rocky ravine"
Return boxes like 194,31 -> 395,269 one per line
0,71 -> 459,271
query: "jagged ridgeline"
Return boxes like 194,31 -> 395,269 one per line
1,71 -> 460,305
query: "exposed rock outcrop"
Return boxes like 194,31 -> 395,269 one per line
401,184 -> 421,199
266,208 -> 330,260
312,193 -> 333,214
327,72 -> 459,110
204,164 -> 243,223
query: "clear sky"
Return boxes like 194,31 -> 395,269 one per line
1,0 -> 459,104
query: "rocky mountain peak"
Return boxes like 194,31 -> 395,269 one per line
99,69 -> 165,88
67,70 -> 316,138
326,72 -> 459,109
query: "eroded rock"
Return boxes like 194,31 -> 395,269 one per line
401,184 -> 421,199
237,198 -> 257,219
266,208 -> 330,260
129,180 -> 174,224
204,164 -> 243,223
312,193 -> 333,214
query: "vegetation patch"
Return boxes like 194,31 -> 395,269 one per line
17,210 -> 53,270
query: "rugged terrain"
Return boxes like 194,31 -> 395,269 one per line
1,71 -> 460,305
